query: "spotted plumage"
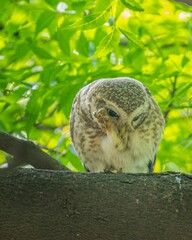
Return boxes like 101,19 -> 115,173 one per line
70,77 -> 165,173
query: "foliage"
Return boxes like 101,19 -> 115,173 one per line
0,0 -> 191,172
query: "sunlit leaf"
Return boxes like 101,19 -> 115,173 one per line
118,27 -> 145,49
95,0 -> 115,12
63,11 -> 110,31
57,29 -> 72,57
76,32 -> 89,56
71,1 -> 86,11
120,0 -> 144,11
181,56 -> 189,67
35,10 -> 56,36
93,27 -> 120,58
113,0 -> 125,20
30,44 -> 54,59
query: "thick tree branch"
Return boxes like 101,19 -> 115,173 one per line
0,131 -> 69,171
0,169 -> 192,240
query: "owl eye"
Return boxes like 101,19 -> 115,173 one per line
132,114 -> 145,128
107,109 -> 119,119
132,115 -> 140,122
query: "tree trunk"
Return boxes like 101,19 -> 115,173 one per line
0,169 -> 192,240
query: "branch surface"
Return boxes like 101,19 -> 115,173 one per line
0,169 -> 192,240
0,131 -> 69,170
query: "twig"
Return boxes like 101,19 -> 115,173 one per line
175,0 -> 192,6
0,131 -> 70,171
163,76 -> 177,122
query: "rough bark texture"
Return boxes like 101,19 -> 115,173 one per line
0,169 -> 192,240
0,131 -> 68,171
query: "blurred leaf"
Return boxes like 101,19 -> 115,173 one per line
59,82 -> 83,117
64,148 -> 86,172
63,11 -> 110,31
118,26 -> 145,49
176,83 -> 192,97
57,29 -> 72,57
181,56 -> 189,67
30,44 -> 54,59
35,10 -> 56,36
71,1 -> 86,11
120,0 -> 144,11
25,90 -> 42,137
95,0 -> 114,12
76,32 -> 89,56
113,0 -> 125,20
93,27 -> 120,58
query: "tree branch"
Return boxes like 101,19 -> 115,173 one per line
0,131 -> 69,171
0,169 -> 192,240
163,76 -> 177,123
175,0 -> 192,6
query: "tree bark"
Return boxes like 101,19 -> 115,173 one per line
0,169 -> 192,240
0,131 -> 68,171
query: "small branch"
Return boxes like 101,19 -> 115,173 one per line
163,76 -> 177,123
0,131 -> 69,171
175,0 -> 192,6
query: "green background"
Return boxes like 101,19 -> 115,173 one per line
0,0 -> 191,172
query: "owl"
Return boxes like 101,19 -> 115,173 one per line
70,77 -> 165,173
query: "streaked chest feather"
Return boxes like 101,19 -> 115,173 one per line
83,132 -> 155,173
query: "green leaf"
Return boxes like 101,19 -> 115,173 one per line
35,10 -> 56,36
25,90 -> 41,137
41,62 -> 64,85
64,148 -> 86,172
76,32 -> 89,56
182,56 -> 189,67
16,43 -> 30,59
44,0 -> 57,8
118,27 -> 145,49
58,82 -> 83,117
63,11 -> 110,31
30,44 -> 54,59
113,0 -> 125,20
57,29 -> 72,57
93,27 -> 120,58
120,0 -> 144,11
176,83 -> 192,96
71,1 -> 86,11
95,0 -> 114,12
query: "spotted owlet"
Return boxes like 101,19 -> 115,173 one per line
70,77 -> 165,173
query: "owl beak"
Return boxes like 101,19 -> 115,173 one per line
118,125 -> 129,149
120,126 -> 126,136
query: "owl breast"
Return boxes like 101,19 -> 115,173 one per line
72,114 -> 156,173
